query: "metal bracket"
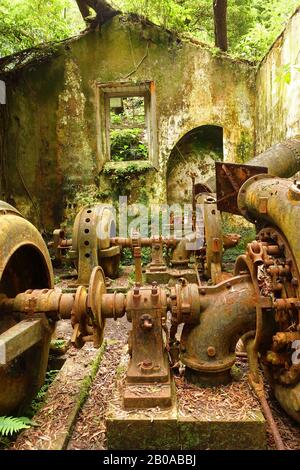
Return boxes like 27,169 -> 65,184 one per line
216,162 -> 268,215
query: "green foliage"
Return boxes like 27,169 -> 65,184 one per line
113,0 -> 299,60
110,128 -> 148,161
228,0 -> 300,60
237,132 -> 252,163
141,246 -> 151,265
0,416 -> 32,436
222,215 -> 256,264
120,247 -> 151,266
121,247 -> 133,265
51,339 -> 67,349
103,162 -> 152,196
0,0 -> 84,57
1,0 -> 298,62
276,63 -> 300,85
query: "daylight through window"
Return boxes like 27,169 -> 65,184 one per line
109,96 -> 149,162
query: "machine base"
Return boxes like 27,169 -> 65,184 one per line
123,381 -> 173,409
106,380 -> 266,450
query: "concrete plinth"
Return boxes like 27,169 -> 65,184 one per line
106,381 -> 266,450
179,413 -> 266,450
106,400 -> 179,450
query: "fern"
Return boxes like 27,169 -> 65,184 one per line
0,416 -> 32,436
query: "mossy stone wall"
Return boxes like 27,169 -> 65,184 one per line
2,16 -> 256,230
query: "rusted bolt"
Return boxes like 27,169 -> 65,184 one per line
152,281 -> 158,296
140,314 -> 153,331
141,359 -> 153,369
207,346 -> 216,357
199,288 -> 206,295
133,282 -> 141,296
226,282 -> 231,289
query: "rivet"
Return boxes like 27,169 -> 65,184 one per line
207,346 -> 216,357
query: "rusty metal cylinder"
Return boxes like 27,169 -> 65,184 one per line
101,292 -> 126,319
206,136 -> 300,192
0,290 -> 75,320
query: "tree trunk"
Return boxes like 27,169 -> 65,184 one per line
75,0 -> 119,26
75,0 -> 90,20
213,0 -> 228,52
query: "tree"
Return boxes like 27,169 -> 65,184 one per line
0,0 -> 84,58
113,0 -> 299,60
75,0 -> 120,27
213,0 -> 228,51
0,0 -> 299,61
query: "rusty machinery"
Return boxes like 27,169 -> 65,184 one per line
68,136 -> 300,428
1,136 -> 300,443
0,202 -> 250,413
0,201 -> 78,414
50,204 -> 240,286
50,204 -> 121,284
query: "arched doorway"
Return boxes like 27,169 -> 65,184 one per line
167,125 -> 223,204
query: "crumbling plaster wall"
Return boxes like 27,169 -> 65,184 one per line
2,16 -> 256,230
256,7 -> 300,153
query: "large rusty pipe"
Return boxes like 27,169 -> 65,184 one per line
206,136 -> 300,192
180,275 -> 257,386
237,175 -> 300,274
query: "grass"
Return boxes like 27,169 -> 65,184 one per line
222,215 -> 256,264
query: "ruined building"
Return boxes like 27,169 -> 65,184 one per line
0,10 -> 300,231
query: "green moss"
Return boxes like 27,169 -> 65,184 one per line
102,162 -> 154,201
76,341 -> 107,408
236,131 -> 253,163
25,369 -> 60,418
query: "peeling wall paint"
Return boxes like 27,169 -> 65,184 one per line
1,16 -> 256,230
256,7 -> 300,153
